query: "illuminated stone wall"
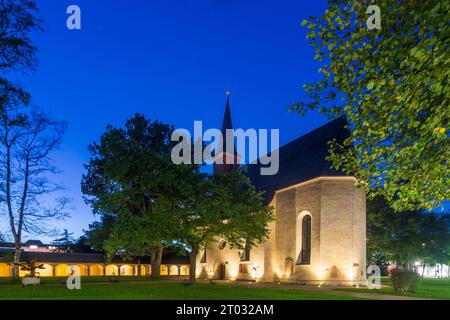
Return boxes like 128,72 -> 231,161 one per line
197,177 -> 366,285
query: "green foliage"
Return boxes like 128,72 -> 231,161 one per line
419,213 -> 450,267
81,113 -> 187,259
389,268 -> 421,293
367,196 -> 450,267
174,168 -> 273,254
70,236 -> 99,253
367,196 -> 423,266
81,113 -> 273,280
294,0 -> 449,211
84,216 -> 115,253
367,251 -> 389,276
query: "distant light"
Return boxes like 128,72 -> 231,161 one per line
29,245 -> 38,249
414,261 -> 421,266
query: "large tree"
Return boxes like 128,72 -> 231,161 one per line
294,1 -> 449,211
83,215 -> 115,253
0,0 -> 42,75
52,228 -> 74,251
174,169 -> 273,283
419,213 -> 450,277
81,114 -> 190,278
0,108 -> 69,277
367,196 -> 422,269
0,0 -> 42,114
367,196 -> 449,272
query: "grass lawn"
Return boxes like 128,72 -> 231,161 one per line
337,277 -> 450,300
0,277 -> 365,300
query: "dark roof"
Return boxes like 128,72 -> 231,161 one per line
2,251 -> 189,265
245,116 -> 351,203
0,240 -> 52,248
20,252 -> 108,264
0,242 -> 15,248
24,240 -> 45,247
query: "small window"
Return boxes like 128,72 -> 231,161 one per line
297,215 -> 311,265
240,242 -> 251,262
200,249 -> 206,263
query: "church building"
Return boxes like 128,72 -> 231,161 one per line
196,94 -> 367,285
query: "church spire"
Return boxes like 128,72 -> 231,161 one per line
214,91 -> 239,175
221,90 -> 233,136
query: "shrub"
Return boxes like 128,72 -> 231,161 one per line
389,268 -> 420,293
16,261 -> 45,277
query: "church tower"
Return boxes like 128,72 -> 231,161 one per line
213,91 -> 239,174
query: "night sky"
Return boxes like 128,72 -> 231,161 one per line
2,0 -> 343,241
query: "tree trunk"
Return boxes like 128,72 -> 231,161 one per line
189,247 -> 198,283
150,246 -> 163,279
13,242 -> 21,279
421,263 -> 426,277
137,258 -> 141,277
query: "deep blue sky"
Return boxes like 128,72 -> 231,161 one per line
5,0 -> 334,241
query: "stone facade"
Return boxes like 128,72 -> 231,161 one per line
196,176 -> 366,285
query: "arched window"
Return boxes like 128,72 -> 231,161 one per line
297,215 -> 311,265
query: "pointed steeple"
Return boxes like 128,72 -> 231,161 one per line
221,90 -> 233,136
214,91 -> 239,174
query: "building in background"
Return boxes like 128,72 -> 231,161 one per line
0,241 -> 189,278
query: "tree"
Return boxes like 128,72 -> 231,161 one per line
0,107 -> 69,278
52,229 -> 74,251
81,114 -> 190,278
0,0 -> 42,75
17,260 -> 44,277
83,215 -> 115,253
0,0 -> 42,121
294,1 -> 449,211
367,196 -> 422,268
70,235 -> 99,254
367,196 -> 450,274
173,169 -> 273,283
419,213 -> 450,277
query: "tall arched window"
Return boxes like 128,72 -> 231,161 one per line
297,215 -> 311,265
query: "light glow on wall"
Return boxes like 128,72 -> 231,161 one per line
229,266 -> 238,279
346,269 -> 354,280
315,265 -> 326,280
251,267 -> 258,279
